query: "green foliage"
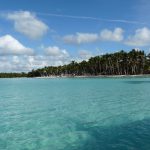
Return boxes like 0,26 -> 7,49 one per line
0,72 -> 27,78
27,49 -> 150,77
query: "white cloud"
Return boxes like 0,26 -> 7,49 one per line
63,28 -> 124,44
0,56 -> 28,72
100,28 -> 124,42
6,11 -> 48,39
26,55 -> 70,67
0,44 -> 71,72
12,56 -> 20,64
63,33 -> 99,44
0,35 -> 34,55
125,27 -> 150,46
78,50 -> 93,59
44,46 -> 69,58
0,54 -> 72,72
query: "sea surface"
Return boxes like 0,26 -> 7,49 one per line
0,78 -> 150,150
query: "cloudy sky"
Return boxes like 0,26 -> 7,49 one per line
0,0 -> 150,72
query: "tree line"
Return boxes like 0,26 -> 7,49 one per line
27,49 -> 150,77
0,72 -> 27,78
0,49 -> 150,78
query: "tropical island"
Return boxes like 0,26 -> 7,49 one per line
0,49 -> 150,78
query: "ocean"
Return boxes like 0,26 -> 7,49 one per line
0,78 -> 150,150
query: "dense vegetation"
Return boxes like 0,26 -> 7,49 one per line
0,72 -> 27,78
28,49 -> 150,77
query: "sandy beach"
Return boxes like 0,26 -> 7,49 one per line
35,74 -> 150,79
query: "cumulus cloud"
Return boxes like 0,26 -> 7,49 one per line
44,46 -> 69,58
125,27 -> 150,46
78,50 -> 93,59
6,11 -> 48,39
34,45 -> 70,68
0,56 -> 27,72
27,54 -> 70,67
0,35 -> 34,55
0,43 -> 72,72
100,28 -> 124,42
0,53 -> 72,72
63,28 -> 124,44
63,33 -> 99,44
12,56 -> 20,64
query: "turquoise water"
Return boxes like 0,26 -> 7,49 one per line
0,78 -> 150,150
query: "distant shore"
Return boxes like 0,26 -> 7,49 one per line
35,74 -> 150,79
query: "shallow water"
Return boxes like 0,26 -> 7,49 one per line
0,78 -> 150,150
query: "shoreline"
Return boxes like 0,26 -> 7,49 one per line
35,74 -> 150,79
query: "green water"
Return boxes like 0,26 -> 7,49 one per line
0,78 -> 150,150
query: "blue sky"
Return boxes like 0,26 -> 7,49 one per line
0,0 -> 150,72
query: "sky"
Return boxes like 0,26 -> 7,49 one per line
0,0 -> 150,72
